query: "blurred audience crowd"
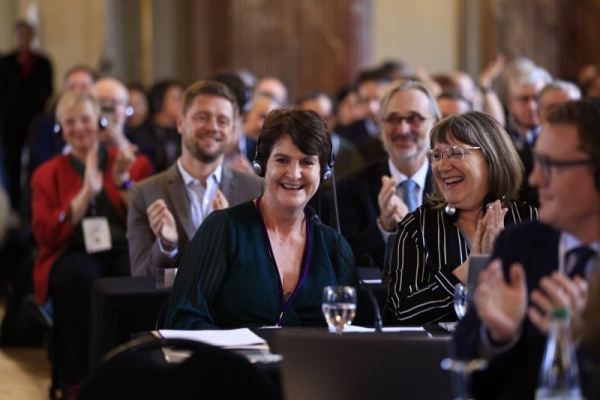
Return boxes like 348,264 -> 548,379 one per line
1,17 -> 600,400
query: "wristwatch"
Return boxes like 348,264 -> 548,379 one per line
119,179 -> 133,190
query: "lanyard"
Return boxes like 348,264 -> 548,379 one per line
256,195 -> 311,326
90,198 -> 97,217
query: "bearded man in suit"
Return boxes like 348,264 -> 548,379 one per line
127,80 -> 264,277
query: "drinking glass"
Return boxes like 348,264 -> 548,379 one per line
454,283 -> 468,320
441,357 -> 488,400
322,286 -> 357,334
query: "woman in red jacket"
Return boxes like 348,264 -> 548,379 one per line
30,90 -> 152,397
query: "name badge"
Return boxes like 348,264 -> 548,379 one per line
82,217 -> 112,253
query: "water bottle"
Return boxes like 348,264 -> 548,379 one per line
535,308 -> 583,400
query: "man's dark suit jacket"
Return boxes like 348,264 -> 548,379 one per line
336,159 -> 432,269
453,220 -> 561,400
336,119 -> 373,148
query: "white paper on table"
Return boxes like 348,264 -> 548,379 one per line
329,325 -> 428,333
362,279 -> 382,284
156,328 -> 269,350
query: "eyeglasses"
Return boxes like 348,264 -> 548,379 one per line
382,113 -> 432,129
532,153 -> 596,178
427,146 -> 482,165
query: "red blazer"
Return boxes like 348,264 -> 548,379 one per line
30,147 -> 153,304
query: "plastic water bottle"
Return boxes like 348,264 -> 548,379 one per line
535,308 -> 583,400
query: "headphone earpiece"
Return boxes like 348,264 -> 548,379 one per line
252,152 -> 264,177
321,147 -> 335,182
252,136 -> 264,177
252,137 -> 336,182
595,169 -> 600,192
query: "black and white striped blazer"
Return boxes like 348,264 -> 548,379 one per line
384,201 -> 537,325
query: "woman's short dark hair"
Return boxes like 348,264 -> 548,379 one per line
256,108 -> 332,178
427,111 -> 524,206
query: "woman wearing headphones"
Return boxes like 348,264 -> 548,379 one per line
384,111 -> 538,326
165,108 -> 357,330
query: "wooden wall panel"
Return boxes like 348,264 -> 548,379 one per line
483,0 -> 600,83
561,0 -> 600,82
191,0 -> 371,102
486,0 -> 561,76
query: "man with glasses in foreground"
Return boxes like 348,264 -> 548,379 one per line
336,80 -> 439,269
453,99 -> 600,399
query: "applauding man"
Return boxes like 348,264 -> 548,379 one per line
127,80 -> 264,277
453,99 -> 600,399
336,80 -> 440,269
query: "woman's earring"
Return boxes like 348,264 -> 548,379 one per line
444,203 -> 456,216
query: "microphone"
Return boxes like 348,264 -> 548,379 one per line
304,205 -> 321,223
360,278 -> 384,332
444,203 -> 456,216
330,168 -> 341,234
356,254 -> 383,332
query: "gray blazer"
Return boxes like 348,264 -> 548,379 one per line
127,163 -> 265,277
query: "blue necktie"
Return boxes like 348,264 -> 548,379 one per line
399,179 -> 417,213
567,246 -> 596,279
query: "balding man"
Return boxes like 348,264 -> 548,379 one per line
93,77 -> 136,149
91,77 -> 154,203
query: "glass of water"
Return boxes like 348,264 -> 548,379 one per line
322,286 -> 357,334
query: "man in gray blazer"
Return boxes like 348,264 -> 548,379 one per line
127,80 -> 264,277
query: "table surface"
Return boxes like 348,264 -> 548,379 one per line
88,276 -> 436,368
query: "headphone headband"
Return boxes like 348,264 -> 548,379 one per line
252,136 -> 335,181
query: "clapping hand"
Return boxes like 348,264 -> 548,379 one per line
472,200 -> 507,255
529,272 -> 588,339
212,188 -> 229,211
474,259 -> 528,344
377,176 -> 408,232
147,199 -> 178,249
478,54 -> 505,90
84,143 -> 103,197
112,145 -> 137,186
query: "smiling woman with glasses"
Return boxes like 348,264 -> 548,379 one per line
384,111 -> 538,326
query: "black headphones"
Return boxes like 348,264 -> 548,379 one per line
53,116 -> 108,136
252,136 -> 335,182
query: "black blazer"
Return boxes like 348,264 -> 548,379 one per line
336,159 -> 433,269
453,220 -> 561,400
